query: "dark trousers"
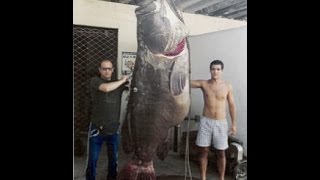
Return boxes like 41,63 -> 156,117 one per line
86,125 -> 119,180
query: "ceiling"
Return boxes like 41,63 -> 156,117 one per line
105,0 -> 247,21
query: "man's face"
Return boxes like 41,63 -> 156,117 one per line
210,64 -> 223,80
99,61 -> 114,80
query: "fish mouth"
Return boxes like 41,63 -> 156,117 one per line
163,39 -> 185,57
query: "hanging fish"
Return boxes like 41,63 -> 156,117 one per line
119,0 -> 190,179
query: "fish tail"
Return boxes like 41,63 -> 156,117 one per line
118,160 -> 156,180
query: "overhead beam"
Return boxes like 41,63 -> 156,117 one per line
197,0 -> 246,15
118,0 -> 135,4
234,15 -> 247,20
178,0 -> 202,9
223,6 -> 247,16
208,1 -> 246,16
183,0 -> 225,13
225,9 -> 247,19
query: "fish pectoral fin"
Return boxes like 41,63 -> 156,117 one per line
170,71 -> 186,96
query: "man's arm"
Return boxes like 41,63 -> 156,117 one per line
227,83 -> 237,135
191,80 -> 203,88
99,75 -> 129,92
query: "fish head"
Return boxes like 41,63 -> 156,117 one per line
136,0 -> 189,57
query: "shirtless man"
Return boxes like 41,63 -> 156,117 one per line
191,60 -> 236,180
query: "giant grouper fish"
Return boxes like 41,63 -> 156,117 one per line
118,0 -> 190,179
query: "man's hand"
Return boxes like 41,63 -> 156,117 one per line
228,125 -> 237,136
120,75 -> 129,82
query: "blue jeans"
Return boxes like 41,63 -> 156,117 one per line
86,125 -> 119,180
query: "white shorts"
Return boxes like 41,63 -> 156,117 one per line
196,116 -> 228,150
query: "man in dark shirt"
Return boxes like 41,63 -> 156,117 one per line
86,59 -> 129,180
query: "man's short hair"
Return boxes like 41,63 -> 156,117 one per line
100,59 -> 113,67
210,60 -> 224,70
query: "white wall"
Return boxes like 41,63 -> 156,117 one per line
73,0 -> 138,78
73,0 -> 247,155
73,0 -> 247,77
183,26 -> 247,155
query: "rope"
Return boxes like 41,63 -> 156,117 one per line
184,110 -> 193,180
184,4 -> 193,177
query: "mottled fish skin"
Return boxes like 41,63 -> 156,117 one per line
119,0 -> 190,179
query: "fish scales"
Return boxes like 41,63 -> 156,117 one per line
118,0 -> 190,179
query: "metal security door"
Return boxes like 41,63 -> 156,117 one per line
73,25 -> 118,155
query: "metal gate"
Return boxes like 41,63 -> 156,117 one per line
73,25 -> 118,149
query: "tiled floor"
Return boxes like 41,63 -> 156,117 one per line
74,139 -> 233,180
